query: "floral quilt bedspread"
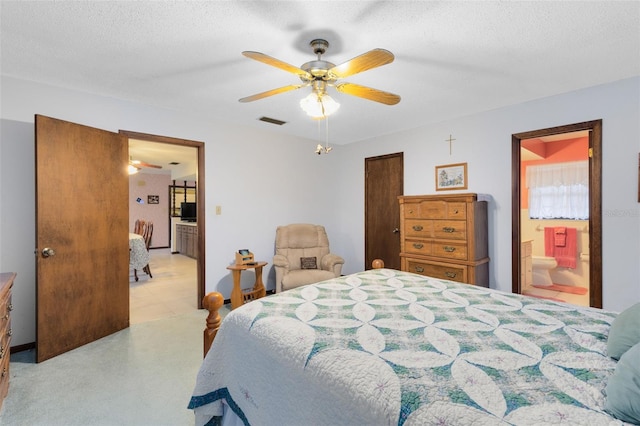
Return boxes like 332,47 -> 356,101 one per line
189,269 -> 624,425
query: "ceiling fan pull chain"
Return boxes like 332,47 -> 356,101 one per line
325,115 -> 332,153
324,116 -> 328,149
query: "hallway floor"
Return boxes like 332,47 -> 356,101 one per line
129,248 -> 198,324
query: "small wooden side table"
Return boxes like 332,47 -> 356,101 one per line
227,261 -> 267,310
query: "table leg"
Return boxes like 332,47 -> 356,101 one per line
253,265 -> 266,299
230,269 -> 243,310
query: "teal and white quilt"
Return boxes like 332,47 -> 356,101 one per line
189,269 -> 623,425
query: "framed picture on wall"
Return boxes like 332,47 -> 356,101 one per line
148,195 -> 159,204
435,162 -> 468,191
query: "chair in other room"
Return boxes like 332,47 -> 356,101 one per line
133,219 -> 153,281
273,223 -> 344,293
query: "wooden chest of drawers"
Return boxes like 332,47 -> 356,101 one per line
0,272 -> 15,411
399,194 -> 489,286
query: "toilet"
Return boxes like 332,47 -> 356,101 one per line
532,256 -> 557,286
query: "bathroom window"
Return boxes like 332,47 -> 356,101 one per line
527,160 -> 589,220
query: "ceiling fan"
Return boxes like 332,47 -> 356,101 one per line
239,39 -> 401,110
129,157 -> 162,170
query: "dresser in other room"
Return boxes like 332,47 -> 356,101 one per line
399,193 -> 489,286
0,272 -> 15,410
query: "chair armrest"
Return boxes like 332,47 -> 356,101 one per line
321,253 -> 345,277
322,253 -> 344,267
273,254 -> 290,293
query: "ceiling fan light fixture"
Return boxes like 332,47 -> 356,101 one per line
299,92 -> 340,118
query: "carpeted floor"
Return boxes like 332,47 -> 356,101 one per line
0,306 -> 229,425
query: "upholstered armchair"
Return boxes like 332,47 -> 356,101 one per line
273,223 -> 345,293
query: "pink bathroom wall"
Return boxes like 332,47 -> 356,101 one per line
521,136 -> 588,208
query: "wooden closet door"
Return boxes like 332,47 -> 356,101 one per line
365,153 -> 403,270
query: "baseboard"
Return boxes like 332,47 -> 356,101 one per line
11,342 -> 35,354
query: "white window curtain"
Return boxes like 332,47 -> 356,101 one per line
526,160 -> 589,219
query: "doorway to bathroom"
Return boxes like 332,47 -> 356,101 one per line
511,120 -> 602,308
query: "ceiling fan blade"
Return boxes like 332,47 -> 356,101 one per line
328,49 -> 395,80
335,82 -> 401,105
131,160 -> 162,169
139,162 -> 162,169
242,51 -> 312,80
239,84 -> 306,103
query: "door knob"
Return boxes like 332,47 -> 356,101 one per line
41,247 -> 56,258
393,228 -> 399,233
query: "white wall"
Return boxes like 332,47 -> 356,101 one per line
332,77 -> 640,313
0,76 -> 338,346
0,119 -> 35,348
1,75 -> 639,349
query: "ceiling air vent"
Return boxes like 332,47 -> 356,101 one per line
259,116 -> 286,126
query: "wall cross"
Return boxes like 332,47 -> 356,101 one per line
445,134 -> 456,155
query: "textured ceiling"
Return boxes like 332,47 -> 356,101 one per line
2,1 -> 639,148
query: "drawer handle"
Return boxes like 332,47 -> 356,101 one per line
7,329 -> 11,337
7,303 -> 12,312
412,225 -> 423,231
445,272 -> 457,278
1,368 -> 6,378
453,209 -> 459,214
415,266 -> 425,273
412,243 -> 424,249
442,227 -> 455,233
443,246 -> 456,252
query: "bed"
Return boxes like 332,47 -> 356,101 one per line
189,266 -> 640,425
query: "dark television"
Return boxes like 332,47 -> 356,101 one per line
180,202 -> 197,222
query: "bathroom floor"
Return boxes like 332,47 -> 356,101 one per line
523,285 -> 589,307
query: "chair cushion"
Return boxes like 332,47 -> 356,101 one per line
300,257 -> 317,269
282,269 -> 335,291
604,341 -> 640,424
607,302 -> 640,360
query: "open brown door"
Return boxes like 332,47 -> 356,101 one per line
36,115 -> 129,362
365,153 -> 404,270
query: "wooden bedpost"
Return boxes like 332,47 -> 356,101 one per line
203,291 -> 224,358
372,259 -> 385,269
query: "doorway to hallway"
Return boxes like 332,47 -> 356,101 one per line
122,130 -> 206,317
